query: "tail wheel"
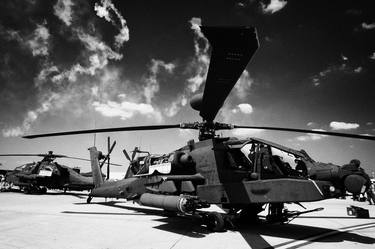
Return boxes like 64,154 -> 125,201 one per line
206,212 -> 225,232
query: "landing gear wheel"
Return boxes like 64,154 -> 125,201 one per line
206,212 -> 225,232
40,187 -> 47,194
87,196 -> 93,204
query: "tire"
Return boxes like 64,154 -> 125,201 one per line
206,212 -> 225,232
87,196 -> 92,204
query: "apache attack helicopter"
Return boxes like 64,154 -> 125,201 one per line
0,143 -> 121,194
24,26 -> 375,230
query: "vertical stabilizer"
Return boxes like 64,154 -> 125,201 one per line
89,147 -> 103,187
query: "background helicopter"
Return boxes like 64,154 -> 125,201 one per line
24,26 -> 375,230
0,140 -> 121,194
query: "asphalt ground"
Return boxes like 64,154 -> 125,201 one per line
0,191 -> 374,249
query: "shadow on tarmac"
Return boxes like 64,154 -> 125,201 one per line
67,200 -> 375,248
236,221 -> 375,249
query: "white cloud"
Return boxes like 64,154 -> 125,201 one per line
231,128 -> 263,137
295,129 -> 327,141
341,54 -> 348,61
234,70 -> 254,99
1,23 -> 50,57
232,103 -> 253,114
354,67 -> 362,73
186,17 -> 210,93
52,31 -> 123,83
2,94 -> 60,137
144,59 -> 176,104
26,24 -> 50,57
92,100 -> 162,122
366,122 -> 373,126
370,52 -> 375,60
94,0 -> 129,49
54,0 -> 74,26
330,121 -> 359,130
361,22 -> 375,30
261,0 -> 288,14
311,63 -> 359,86
307,122 -> 317,127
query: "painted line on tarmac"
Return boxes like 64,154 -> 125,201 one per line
274,222 -> 375,249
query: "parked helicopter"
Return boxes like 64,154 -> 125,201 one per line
23,26 -> 375,230
0,143 -> 121,194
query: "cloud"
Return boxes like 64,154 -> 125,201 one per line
234,70 -> 254,99
2,0 -> 131,137
161,17 -> 210,118
295,129 -> 327,141
51,30 -> 123,83
231,128 -> 263,138
311,63 -> 361,86
143,59 -> 176,104
354,67 -> 362,73
307,122 -> 317,128
261,0 -> 288,14
26,23 -> 50,57
94,0 -> 129,49
0,23 -> 50,57
232,103 -> 253,114
92,100 -> 162,122
330,121 -> 359,130
186,17 -> 210,93
54,0 -> 74,26
2,93 -> 59,137
341,54 -> 348,61
361,22 -> 375,30
370,52 -> 375,60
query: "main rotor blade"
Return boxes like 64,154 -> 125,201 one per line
0,154 -> 121,165
199,26 -> 259,122
23,124 -> 181,139
232,125 -> 375,141
0,153 -> 66,158
123,149 -> 131,161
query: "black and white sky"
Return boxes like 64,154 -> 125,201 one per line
0,0 -> 374,174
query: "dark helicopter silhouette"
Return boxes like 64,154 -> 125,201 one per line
24,26 -> 374,230
0,146 -> 121,194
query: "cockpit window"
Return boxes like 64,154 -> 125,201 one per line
227,143 -> 254,171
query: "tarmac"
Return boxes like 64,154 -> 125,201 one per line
0,190 -> 374,249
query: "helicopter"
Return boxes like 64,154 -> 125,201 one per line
23,26 -> 375,231
0,143 -> 121,194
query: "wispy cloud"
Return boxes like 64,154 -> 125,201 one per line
330,121 -> 359,130
143,59 -> 176,104
361,22 -> 375,30
94,0 -> 129,49
0,22 -> 50,57
1,0 -> 130,137
295,129 -> 327,141
54,0 -> 74,26
234,70 -> 254,100
311,63 -> 362,86
2,93 -> 60,137
231,128 -> 263,138
261,0 -> 288,14
27,23 -> 50,57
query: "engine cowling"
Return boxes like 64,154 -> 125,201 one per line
190,93 -> 203,111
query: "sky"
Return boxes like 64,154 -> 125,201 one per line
0,0 -> 374,176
